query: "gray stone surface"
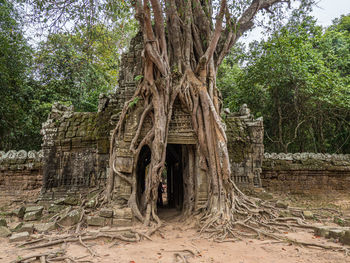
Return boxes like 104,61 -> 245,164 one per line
303,211 -> 313,219
48,204 -> 66,214
328,228 -> 345,239
18,223 -> 34,233
87,216 -> 107,226
314,226 -> 330,238
100,209 -> 113,218
12,207 -> 25,219
25,206 -> 44,213
0,226 -> 11,237
9,232 -> 30,242
0,218 -> 7,227
275,200 -> 288,209
112,219 -> 132,227
340,230 -> 350,245
34,222 -> 57,233
58,209 -> 81,227
24,210 -> 42,221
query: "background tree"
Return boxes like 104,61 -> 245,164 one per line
219,13 -> 350,153
0,0 -> 37,150
0,0 -> 136,150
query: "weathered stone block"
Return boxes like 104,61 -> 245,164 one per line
0,218 -> 7,227
12,207 -> 25,219
314,226 -> 330,238
112,219 -> 132,227
48,204 -> 66,214
25,206 -> 44,214
34,222 -> 57,233
340,230 -> 350,245
18,223 -> 34,234
275,200 -> 288,209
10,232 -> 30,242
100,209 -> 113,218
328,228 -> 345,239
87,216 -> 108,226
303,210 -> 313,219
0,226 -> 11,237
58,209 -> 81,227
24,211 -> 42,221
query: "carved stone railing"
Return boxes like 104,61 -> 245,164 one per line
0,150 -> 43,164
0,150 -> 43,200
261,152 -> 350,193
264,152 -> 350,162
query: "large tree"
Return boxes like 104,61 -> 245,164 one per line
106,0 -> 314,235
28,0 -> 314,238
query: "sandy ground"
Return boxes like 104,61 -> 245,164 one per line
1,218 -> 349,263
1,191 -> 350,263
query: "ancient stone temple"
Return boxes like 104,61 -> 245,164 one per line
39,33 -> 264,213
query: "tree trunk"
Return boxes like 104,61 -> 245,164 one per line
107,0 -> 296,237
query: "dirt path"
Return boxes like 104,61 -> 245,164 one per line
1,221 -> 349,263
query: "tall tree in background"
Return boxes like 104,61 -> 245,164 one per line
219,13 -> 350,153
0,0 -> 36,150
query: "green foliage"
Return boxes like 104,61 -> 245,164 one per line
34,24 -> 124,112
218,14 -> 350,153
0,1 -> 137,151
0,0 -> 40,150
128,96 -> 140,109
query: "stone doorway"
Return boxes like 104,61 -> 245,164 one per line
163,144 -> 183,210
135,144 -> 186,214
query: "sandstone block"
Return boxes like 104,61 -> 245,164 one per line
34,222 -> 57,233
275,200 -> 288,209
340,230 -> 350,245
112,219 -> 132,227
0,226 -> 11,237
87,216 -> 108,226
58,209 -> 81,227
25,206 -> 44,213
329,228 -> 345,239
24,211 -> 42,221
12,207 -> 25,219
19,223 -> 34,234
100,209 -> 113,218
303,211 -> 313,219
9,232 -> 30,242
48,204 -> 66,214
0,218 -> 7,227
314,226 -> 330,238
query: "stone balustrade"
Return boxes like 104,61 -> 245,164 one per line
0,150 -> 43,204
261,152 -> 350,193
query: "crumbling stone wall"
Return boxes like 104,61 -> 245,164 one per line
261,153 -> 350,193
0,150 -> 43,203
40,101 -> 120,200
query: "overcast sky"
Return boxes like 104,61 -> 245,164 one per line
242,0 -> 350,43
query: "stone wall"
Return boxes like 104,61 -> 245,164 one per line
0,150 -> 43,203
261,152 -> 350,193
39,101 -> 120,200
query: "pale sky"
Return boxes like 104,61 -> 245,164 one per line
242,0 -> 350,43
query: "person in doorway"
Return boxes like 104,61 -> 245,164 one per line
157,181 -> 164,207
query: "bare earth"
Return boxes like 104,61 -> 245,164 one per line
1,191 -> 350,263
1,220 -> 349,263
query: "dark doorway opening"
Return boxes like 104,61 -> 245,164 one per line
163,144 -> 183,210
135,144 -> 184,214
